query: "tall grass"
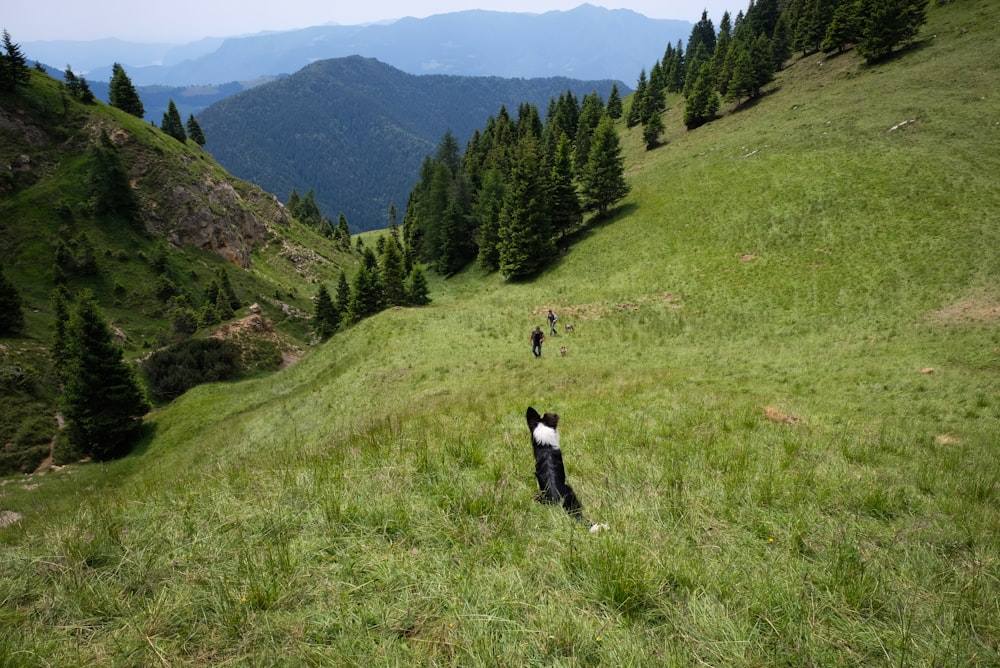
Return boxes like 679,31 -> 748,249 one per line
2,2 -> 999,664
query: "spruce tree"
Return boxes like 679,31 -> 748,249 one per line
0,262 -> 25,333
89,130 -> 141,225
548,133 -> 582,236
497,135 -> 555,279
643,111 -> 665,150
473,167 -> 505,271
109,63 -> 145,119
580,116 -> 630,218
161,100 -> 187,142
606,83 -> 623,120
313,284 -> 339,339
186,114 -> 206,145
856,0 -> 929,63
61,291 -> 149,460
683,64 -> 720,129
334,270 -> 351,316
406,265 -> 431,306
1,30 -> 31,92
380,236 -> 408,307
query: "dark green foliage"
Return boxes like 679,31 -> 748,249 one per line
334,270 -> 351,315
626,69 -> 648,128
142,337 -> 243,399
574,92 -> 605,174
683,64 -> 720,129
606,83 -> 623,120
216,268 -> 240,311
61,291 -> 149,460
643,111 -> 665,150
89,130 -> 142,224
0,262 -> 25,333
161,100 -> 187,142
379,235 -> 408,307
313,284 -> 339,339
406,265 -> 431,306
64,66 -> 96,104
109,63 -> 144,119
823,2 -> 863,54
498,134 -> 555,279
548,134 -> 582,235
579,116 -> 630,219
1,30 -> 31,92
345,248 -> 385,321
856,0 -> 929,63
186,114 -> 206,145
51,287 -> 70,371
473,167 -> 505,271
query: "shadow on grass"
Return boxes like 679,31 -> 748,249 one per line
505,203 -> 640,284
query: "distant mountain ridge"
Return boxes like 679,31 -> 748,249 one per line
26,4 -> 691,86
197,56 -> 625,232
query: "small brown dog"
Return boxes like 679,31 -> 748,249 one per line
560,346 -> 568,356
564,323 -> 575,332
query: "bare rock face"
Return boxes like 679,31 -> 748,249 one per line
144,175 -> 291,268
91,120 -> 293,269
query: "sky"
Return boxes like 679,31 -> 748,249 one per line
8,1 -> 736,43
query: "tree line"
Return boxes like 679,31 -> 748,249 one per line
627,0 -> 930,132
402,89 -> 630,281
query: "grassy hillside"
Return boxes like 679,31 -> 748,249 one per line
0,69 -> 356,472
2,1 -> 998,665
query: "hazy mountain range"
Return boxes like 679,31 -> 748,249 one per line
26,4 -> 690,89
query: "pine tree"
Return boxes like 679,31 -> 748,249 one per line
473,167 -> 505,271
380,235 -> 408,307
579,116 -> 630,218
64,66 -> 81,97
856,0 -> 928,63
61,291 -> 149,460
109,63 -> 145,119
1,30 -> 31,92
548,133 -> 582,236
89,130 -> 141,225
406,265 -> 431,306
0,262 -> 25,333
683,63 -> 720,129
51,287 -> 71,372
643,111 -> 665,150
161,100 -> 187,142
606,83 -> 623,120
216,268 -> 240,311
186,114 -> 206,145
497,134 -> 555,279
626,69 -> 648,128
313,284 -> 339,339
334,270 -> 351,316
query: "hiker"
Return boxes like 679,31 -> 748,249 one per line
530,326 -> 545,357
547,309 -> 558,335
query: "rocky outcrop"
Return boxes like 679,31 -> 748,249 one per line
143,175 -> 291,268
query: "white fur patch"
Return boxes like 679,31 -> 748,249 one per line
532,423 -> 560,449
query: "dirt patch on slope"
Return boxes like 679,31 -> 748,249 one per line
925,293 -> 1000,326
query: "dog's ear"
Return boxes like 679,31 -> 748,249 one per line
526,407 -> 541,430
542,412 -> 559,429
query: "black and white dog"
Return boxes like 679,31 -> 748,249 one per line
526,407 -> 608,532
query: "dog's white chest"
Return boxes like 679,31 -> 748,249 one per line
532,423 -> 560,449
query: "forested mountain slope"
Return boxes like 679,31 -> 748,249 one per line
198,56 -> 624,231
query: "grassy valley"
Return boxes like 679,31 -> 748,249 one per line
2,1 -> 999,665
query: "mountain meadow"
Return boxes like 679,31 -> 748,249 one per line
2,0 -> 999,665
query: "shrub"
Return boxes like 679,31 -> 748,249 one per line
142,338 -> 243,399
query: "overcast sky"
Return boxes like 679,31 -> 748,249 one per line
8,1 -> 736,43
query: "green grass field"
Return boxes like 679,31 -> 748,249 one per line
2,2 -> 999,665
